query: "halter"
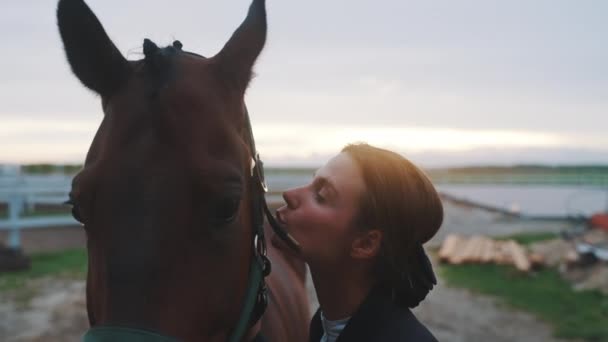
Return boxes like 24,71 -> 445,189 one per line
224,106 -> 301,341
82,105 -> 300,342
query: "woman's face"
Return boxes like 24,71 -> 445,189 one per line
276,152 -> 366,269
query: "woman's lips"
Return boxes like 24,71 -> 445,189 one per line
272,207 -> 302,252
275,209 -> 287,227
273,208 -> 301,252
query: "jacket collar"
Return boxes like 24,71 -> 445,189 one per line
309,287 -> 393,342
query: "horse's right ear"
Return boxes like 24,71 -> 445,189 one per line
57,0 -> 130,97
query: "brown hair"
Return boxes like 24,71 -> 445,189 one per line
342,143 -> 443,308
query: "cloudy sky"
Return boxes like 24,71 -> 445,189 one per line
1,0 -> 607,167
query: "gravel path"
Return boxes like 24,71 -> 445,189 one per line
0,278 -> 87,342
414,278 -> 561,342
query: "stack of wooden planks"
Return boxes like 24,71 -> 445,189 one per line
438,234 -> 535,272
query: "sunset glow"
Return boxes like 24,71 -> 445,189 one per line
2,118 -> 606,166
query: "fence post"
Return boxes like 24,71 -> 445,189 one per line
8,193 -> 24,249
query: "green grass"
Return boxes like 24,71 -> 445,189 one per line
22,209 -> 71,218
497,231 -> 559,245
0,209 -> 71,220
0,249 -> 87,292
440,263 -> 608,341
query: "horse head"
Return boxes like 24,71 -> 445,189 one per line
57,0 -> 277,340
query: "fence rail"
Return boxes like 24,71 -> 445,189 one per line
0,174 -> 76,249
1,170 -> 607,250
0,171 -> 297,250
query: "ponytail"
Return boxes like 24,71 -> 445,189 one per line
392,244 -> 436,308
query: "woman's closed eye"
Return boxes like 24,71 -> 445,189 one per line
314,189 -> 326,203
313,181 -> 330,204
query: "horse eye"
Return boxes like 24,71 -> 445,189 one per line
212,197 -> 240,223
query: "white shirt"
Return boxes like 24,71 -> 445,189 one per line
320,311 -> 351,342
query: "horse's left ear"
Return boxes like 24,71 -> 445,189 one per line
57,0 -> 130,97
215,0 -> 267,93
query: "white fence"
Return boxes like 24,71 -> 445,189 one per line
5,169 -> 604,250
0,174 -> 77,249
0,171 -> 306,250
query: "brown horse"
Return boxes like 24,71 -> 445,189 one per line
56,0 -> 310,341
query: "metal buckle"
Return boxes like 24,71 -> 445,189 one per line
254,154 -> 268,193
253,234 -> 266,257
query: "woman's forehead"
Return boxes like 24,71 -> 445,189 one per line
318,153 -> 366,196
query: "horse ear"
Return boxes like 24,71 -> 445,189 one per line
215,0 -> 267,92
57,0 -> 130,97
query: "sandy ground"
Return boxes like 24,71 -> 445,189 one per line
0,278 -> 87,342
0,200 -> 577,341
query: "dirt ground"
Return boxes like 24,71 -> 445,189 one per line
0,200 -> 577,341
0,227 -> 86,254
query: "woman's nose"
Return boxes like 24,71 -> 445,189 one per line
282,188 -> 300,209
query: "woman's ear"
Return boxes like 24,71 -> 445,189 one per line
351,229 -> 383,260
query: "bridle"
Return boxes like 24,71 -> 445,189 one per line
226,106 -> 301,341
82,105 -> 300,342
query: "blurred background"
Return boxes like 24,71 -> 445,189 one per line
1,0 -> 607,341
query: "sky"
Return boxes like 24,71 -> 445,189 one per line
1,0 -> 607,167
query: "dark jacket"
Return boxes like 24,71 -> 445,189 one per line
309,288 -> 438,342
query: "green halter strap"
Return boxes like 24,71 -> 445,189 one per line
82,257 -> 264,342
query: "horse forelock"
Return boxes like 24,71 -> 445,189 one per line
136,39 -> 209,98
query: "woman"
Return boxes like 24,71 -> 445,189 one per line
276,143 -> 442,342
